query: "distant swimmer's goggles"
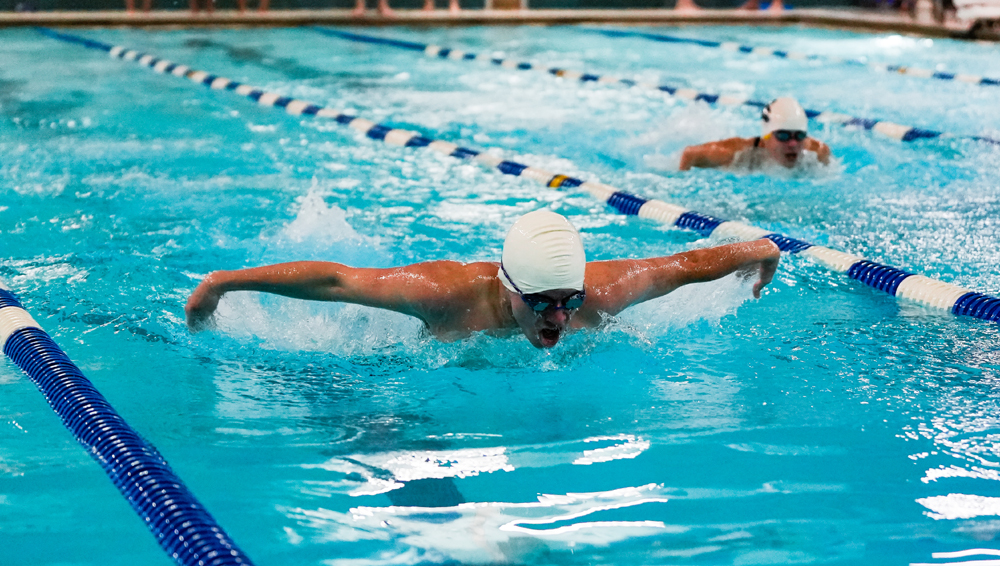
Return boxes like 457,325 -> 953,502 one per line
769,130 -> 808,142
501,262 -> 586,312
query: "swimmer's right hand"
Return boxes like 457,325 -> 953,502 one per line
185,275 -> 223,332
751,240 -> 781,299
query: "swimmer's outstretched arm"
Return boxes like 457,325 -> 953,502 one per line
583,239 -> 780,316
184,261 -> 451,330
679,138 -> 747,171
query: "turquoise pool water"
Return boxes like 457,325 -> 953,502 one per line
2,23 -> 1000,566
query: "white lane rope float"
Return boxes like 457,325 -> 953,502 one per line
584,27 -> 1000,89
0,278 -> 256,566
311,28 -> 1000,148
37,28 -> 1000,324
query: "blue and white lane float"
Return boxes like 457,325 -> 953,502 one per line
37,28 -> 1000,324
310,28 -> 1000,148
584,27 -> 1000,89
0,280 -> 255,566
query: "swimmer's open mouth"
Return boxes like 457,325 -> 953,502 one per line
539,328 -> 560,346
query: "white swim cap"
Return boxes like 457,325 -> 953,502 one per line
762,97 -> 808,135
498,210 -> 586,294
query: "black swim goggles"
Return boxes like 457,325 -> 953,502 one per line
501,262 -> 586,313
771,130 -> 808,142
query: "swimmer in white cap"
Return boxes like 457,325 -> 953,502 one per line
186,210 -> 780,348
679,97 -> 831,171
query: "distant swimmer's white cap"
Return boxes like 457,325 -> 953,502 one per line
498,210 -> 586,294
762,97 -> 808,135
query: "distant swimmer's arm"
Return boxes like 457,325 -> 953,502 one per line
584,239 -> 781,316
806,137 -> 831,165
679,139 -> 747,171
184,261 -> 449,330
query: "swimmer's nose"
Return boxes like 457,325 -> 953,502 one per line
543,308 -> 570,326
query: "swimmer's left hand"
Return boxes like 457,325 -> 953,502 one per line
185,274 -> 223,331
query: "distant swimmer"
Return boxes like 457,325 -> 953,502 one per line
186,211 -> 780,349
679,97 -> 831,171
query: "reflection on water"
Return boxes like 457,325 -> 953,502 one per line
324,486 -> 672,565
305,435 -> 647,494
290,438 -> 669,565
917,494 -> 1000,521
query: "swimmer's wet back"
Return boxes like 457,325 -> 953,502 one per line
2,24 -> 1000,566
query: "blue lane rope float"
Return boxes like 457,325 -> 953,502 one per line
309,28 -> 1000,148
584,27 -> 1000,89
37,28 -> 1000,324
0,281 -> 255,565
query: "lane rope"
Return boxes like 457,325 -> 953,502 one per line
311,28 -> 1000,148
37,28 -> 1000,324
584,27 -> 1000,89
0,279 -> 255,566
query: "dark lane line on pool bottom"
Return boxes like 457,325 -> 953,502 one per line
183,37 -> 330,81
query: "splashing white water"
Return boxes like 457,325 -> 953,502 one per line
279,185 -> 365,245
211,185 -> 428,354
615,272 -> 755,336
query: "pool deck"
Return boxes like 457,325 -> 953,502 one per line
0,8 -> 985,39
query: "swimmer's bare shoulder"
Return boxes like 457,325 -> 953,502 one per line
396,261 -> 509,336
679,137 -> 755,171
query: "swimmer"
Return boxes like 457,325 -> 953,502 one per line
185,211 -> 780,349
679,97 -> 831,171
